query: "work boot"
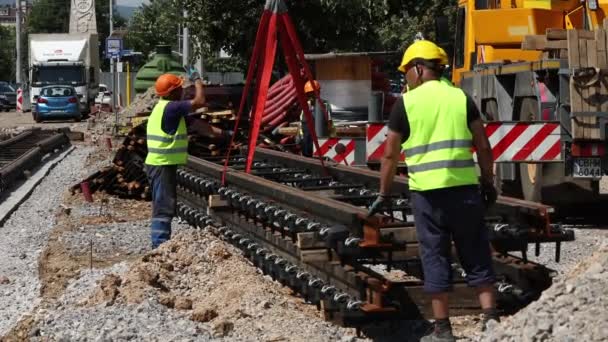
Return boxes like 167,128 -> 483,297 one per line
481,308 -> 501,332
421,319 -> 456,342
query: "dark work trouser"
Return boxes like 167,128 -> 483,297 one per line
411,185 -> 496,293
145,164 -> 177,248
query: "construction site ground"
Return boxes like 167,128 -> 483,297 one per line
0,113 -> 607,341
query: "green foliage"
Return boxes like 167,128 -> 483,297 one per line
125,0 -> 181,61
126,0 -> 458,73
0,26 -> 16,81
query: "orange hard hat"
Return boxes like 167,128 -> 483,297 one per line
304,80 -> 320,94
155,73 -> 184,97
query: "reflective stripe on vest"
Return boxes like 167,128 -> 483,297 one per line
145,100 -> 189,166
402,80 -> 478,191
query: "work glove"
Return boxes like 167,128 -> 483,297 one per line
367,194 -> 388,217
184,65 -> 201,82
480,182 -> 498,207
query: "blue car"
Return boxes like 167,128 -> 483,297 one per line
34,85 -> 82,123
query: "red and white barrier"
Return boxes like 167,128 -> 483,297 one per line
313,138 -> 356,165
16,88 -> 23,113
365,122 -> 563,163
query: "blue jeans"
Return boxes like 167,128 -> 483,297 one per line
145,164 -> 178,248
411,185 -> 496,293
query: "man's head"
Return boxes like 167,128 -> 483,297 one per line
304,80 -> 320,100
398,40 -> 448,91
155,73 -> 184,100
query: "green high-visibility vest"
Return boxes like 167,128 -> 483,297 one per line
402,80 -> 478,191
145,100 -> 189,166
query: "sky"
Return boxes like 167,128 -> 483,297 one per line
116,0 -> 147,7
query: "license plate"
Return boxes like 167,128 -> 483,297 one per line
573,158 -> 603,178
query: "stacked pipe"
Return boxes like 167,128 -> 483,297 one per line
254,74 -> 302,151
71,124 -> 151,200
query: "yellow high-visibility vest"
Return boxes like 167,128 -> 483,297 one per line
145,100 -> 189,165
402,80 -> 478,191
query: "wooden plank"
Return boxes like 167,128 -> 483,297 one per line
547,28 -> 595,40
207,195 -> 229,211
585,39 -> 605,139
596,29 -> 608,115
580,37 -> 590,139
587,39 -> 599,139
523,34 -> 567,50
315,56 -> 371,81
603,28 -> 608,116
296,232 -> 326,249
545,40 -> 568,50
300,249 -> 331,262
569,29 -> 585,139
521,35 -> 547,50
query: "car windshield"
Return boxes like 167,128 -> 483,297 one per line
41,87 -> 75,97
33,65 -> 85,85
0,85 -> 15,92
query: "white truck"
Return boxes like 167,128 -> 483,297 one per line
29,33 -> 99,114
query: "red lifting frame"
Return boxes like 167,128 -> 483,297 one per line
222,0 -> 331,184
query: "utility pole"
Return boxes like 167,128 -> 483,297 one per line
183,10 -> 189,66
109,0 -> 114,78
15,0 -> 21,84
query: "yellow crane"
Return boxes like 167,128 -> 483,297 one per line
437,0 -> 608,204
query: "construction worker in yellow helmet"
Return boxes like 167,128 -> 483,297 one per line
369,40 -> 498,342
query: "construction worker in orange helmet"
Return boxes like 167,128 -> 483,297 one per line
145,69 -> 232,249
369,40 -> 498,342
298,80 -> 331,157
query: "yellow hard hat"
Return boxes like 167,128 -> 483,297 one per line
398,40 -> 446,73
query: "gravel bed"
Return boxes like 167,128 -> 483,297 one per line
59,220 -> 153,257
20,224 -> 361,342
511,227 -> 608,276
0,146 -> 94,336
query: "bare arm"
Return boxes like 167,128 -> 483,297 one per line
470,118 -> 494,184
379,130 -> 403,195
189,79 -> 205,111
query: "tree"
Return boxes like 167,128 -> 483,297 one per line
124,0 -> 458,73
0,26 -> 16,81
176,0 -> 457,71
124,0 -> 181,60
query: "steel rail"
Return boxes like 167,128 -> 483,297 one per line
176,151 -> 569,327
0,130 -> 70,194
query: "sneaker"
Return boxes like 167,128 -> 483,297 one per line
420,330 -> 456,342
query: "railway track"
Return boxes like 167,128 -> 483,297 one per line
175,147 -> 575,329
0,129 -> 71,195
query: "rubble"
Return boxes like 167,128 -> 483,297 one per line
476,243 -> 608,342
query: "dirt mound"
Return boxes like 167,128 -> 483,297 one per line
83,228 -> 352,340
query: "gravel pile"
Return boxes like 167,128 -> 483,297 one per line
118,86 -> 158,119
29,261 -> 208,342
477,242 -> 608,342
0,146 -> 95,337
